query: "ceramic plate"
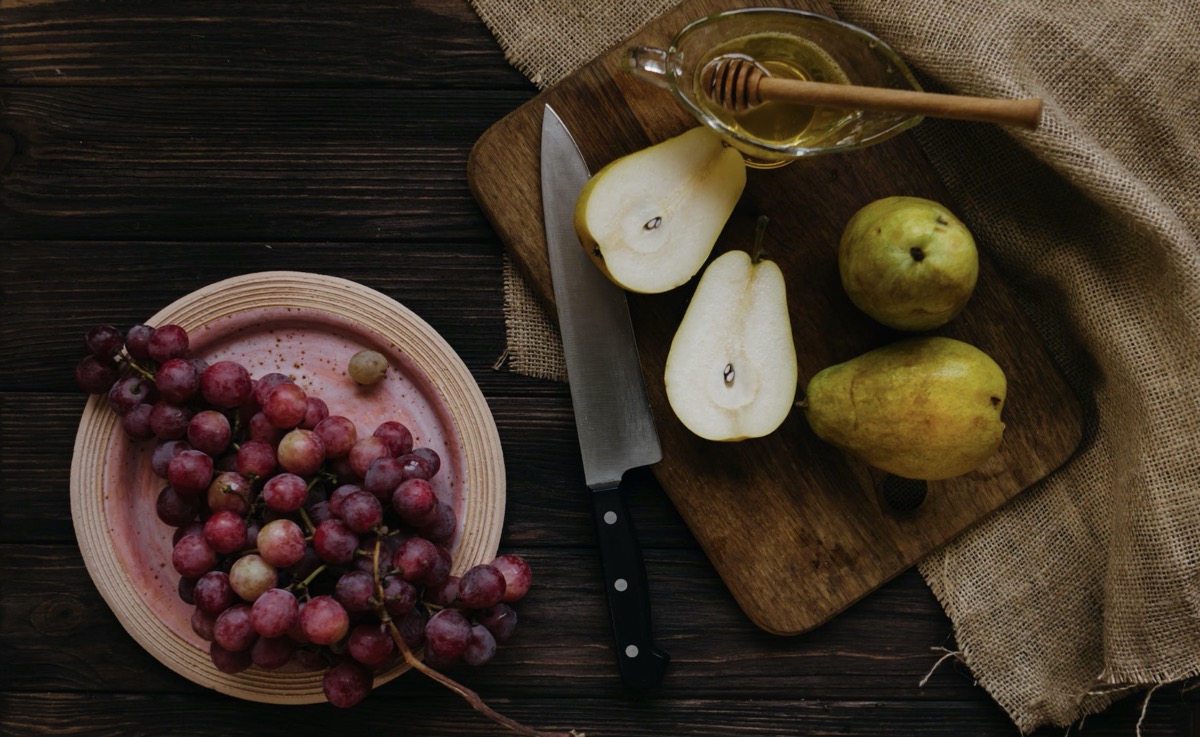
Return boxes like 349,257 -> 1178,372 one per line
70,271 -> 506,703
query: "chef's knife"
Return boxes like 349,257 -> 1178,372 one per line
540,104 -> 670,690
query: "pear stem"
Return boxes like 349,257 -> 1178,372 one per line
795,398 -> 809,410
751,215 -> 770,263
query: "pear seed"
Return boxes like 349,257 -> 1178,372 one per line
644,216 -> 662,230
723,363 -> 735,385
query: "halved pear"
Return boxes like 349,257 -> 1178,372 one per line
574,127 -> 747,294
665,249 -> 798,441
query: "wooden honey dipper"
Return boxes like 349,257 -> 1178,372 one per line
701,56 -> 1043,129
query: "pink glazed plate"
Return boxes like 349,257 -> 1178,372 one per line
69,271 -> 506,704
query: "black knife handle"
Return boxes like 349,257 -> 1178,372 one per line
590,478 -> 670,690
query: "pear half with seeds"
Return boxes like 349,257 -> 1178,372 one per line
574,127 -> 747,294
665,247 -> 798,441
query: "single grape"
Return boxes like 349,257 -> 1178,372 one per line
199,360 -> 253,409
490,554 -> 533,603
252,372 -> 293,406
396,607 -> 427,651
418,502 -> 458,544
348,436 -> 390,478
178,576 -> 198,605
322,659 -> 373,708
373,421 -> 414,457
75,355 -> 119,394
149,402 -> 192,441
424,608 -> 471,661
250,636 -> 296,670
262,472 -> 308,513
206,471 -> 252,516
362,457 -> 404,501
328,484 -> 363,518
348,623 -> 395,667
381,574 -> 418,616
397,453 -> 434,482
228,554 -> 278,602
277,428 -> 325,476
124,324 -> 155,360
409,447 -> 442,477
263,382 -> 308,428
313,519 -> 360,565
256,518 -> 307,568
348,349 -> 389,385
334,570 -> 376,613
464,623 -> 497,667
424,574 -> 460,608
392,478 -> 437,526
191,608 -> 218,641
392,537 -> 438,583
314,415 -> 358,459
203,510 -> 248,555
186,410 -> 232,456
214,603 -> 258,652
85,325 -> 124,359
235,439 -> 276,479
155,357 -> 199,404
172,534 -> 217,578
148,324 -> 189,363
477,603 -> 518,643
422,544 -> 453,589
250,588 -> 299,638
167,449 -> 214,495
300,595 -> 350,645
172,521 -> 204,546
120,403 -> 155,440
339,490 -> 382,534
155,485 -> 200,527
193,570 -> 236,615
247,411 -> 286,445
307,499 -> 333,526
108,375 -> 156,415
458,564 -> 506,610
209,641 -> 252,674
301,397 -> 330,430
151,439 -> 190,478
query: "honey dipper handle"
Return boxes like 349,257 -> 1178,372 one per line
756,77 -> 1043,129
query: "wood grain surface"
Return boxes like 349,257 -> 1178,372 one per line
1,1 -> 1192,735
469,0 -> 1083,635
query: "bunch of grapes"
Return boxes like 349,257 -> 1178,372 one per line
74,324 -> 534,710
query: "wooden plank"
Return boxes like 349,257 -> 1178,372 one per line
468,0 -> 1083,634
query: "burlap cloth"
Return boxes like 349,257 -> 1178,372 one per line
468,0 -> 1200,730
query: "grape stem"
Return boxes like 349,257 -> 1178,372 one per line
369,540 -> 583,737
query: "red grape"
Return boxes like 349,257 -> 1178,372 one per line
409,447 -> 441,477
191,608 -> 218,641
156,485 -> 200,527
75,355 -> 119,394
397,453 -> 434,482
199,360 -> 253,409
203,510 -> 248,555
178,576 -> 198,605
149,401 -> 192,440
172,534 -> 217,578
381,574 -> 418,616
334,570 -> 376,613
313,519 -> 359,565
256,519 -> 307,568
247,411 -> 285,445
422,544 -> 452,589
209,641 -> 252,674
168,449 -> 214,495
301,397 -> 330,430
392,537 -> 437,583
464,624 -> 497,667
120,403 -> 155,440
348,623 -> 395,666
262,472 -> 308,513
277,428 -> 325,476
124,324 -> 155,360
108,376 -> 156,415
155,358 -> 199,404
263,382 -> 308,428
362,456 -> 404,500
392,478 -> 437,526
235,439 -> 276,478
250,588 -> 299,638
419,502 -> 457,544
206,471 -> 252,515
214,603 -> 258,652
148,324 -> 189,363
328,484 -> 362,518
85,325 -> 124,358
478,603 -> 518,643
424,574 -> 460,608
314,415 -> 357,459
186,410 -> 231,456
490,554 -> 533,603
425,608 -> 470,660
458,564 -> 506,610
250,636 -> 295,670
151,439 -> 190,478
373,421 -> 414,457
322,659 -> 372,708
348,436 -> 390,478
194,570 -> 236,615
300,595 -> 350,645
339,490 -> 383,534
252,372 -> 293,406
396,607 -> 427,651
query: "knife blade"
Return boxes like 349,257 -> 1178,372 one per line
540,104 -> 670,690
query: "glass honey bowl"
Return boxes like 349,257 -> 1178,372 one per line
623,7 -> 925,168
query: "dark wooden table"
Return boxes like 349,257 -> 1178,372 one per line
0,2 -> 1194,735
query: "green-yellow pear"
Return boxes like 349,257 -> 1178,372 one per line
665,243 -> 797,441
574,126 -> 746,294
803,336 -> 1006,480
839,196 -> 978,331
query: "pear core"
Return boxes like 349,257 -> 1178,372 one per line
804,336 -> 1006,480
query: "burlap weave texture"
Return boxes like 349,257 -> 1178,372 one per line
469,0 -> 1200,730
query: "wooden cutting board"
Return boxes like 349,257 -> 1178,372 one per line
468,0 -> 1082,635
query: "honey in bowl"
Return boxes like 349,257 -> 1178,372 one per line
695,34 -> 854,151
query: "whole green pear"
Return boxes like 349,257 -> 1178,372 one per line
804,336 -> 1006,480
839,196 -> 978,331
